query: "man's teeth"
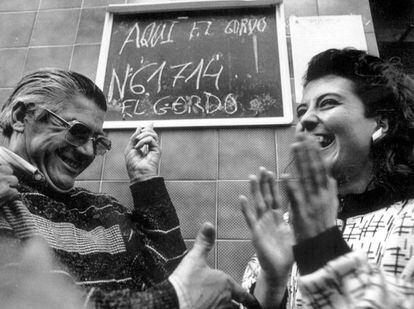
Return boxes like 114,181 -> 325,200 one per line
63,157 -> 81,169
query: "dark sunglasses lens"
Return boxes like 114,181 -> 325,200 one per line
95,137 -> 111,155
67,123 -> 92,145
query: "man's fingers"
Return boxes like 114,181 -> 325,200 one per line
240,195 -> 256,229
0,165 -> 14,175
125,126 -> 143,153
228,276 -> 258,307
7,175 -> 18,188
20,238 -> 53,273
5,188 -> 19,202
136,131 -> 159,142
134,136 -> 159,150
328,177 -> 338,194
192,222 -> 216,260
132,128 -> 160,156
131,126 -> 143,140
0,175 -> 19,189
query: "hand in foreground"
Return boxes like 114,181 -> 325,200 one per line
124,123 -> 161,182
240,167 -> 294,308
169,222 -> 258,309
0,164 -> 18,207
0,238 -> 84,309
286,133 -> 338,242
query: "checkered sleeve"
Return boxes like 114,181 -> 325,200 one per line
298,203 -> 414,309
299,251 -> 414,308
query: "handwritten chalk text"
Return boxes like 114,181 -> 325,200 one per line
108,56 -> 223,103
118,92 -> 238,118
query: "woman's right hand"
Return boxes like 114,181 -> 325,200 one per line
240,167 -> 294,308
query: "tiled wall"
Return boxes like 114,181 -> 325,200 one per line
0,0 -> 377,283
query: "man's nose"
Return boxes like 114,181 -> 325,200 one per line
77,139 -> 95,157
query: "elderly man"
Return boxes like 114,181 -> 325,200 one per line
0,69 -> 257,309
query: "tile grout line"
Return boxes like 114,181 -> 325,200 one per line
21,0 -> 43,76
214,128 -> 220,269
0,42 -> 102,51
275,128 -> 279,178
69,2 -> 84,70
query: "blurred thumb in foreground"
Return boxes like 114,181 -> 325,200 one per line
0,237 -> 86,309
169,222 -> 259,309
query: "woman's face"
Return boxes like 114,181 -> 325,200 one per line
296,75 -> 378,189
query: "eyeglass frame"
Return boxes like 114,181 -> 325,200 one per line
39,107 -> 111,156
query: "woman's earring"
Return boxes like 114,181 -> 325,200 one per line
372,128 -> 384,144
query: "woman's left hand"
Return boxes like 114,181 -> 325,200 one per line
285,133 -> 339,242
240,167 -> 294,285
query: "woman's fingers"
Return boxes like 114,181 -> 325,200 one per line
306,136 -> 329,189
259,167 -> 273,211
249,174 -> 267,217
268,171 -> 282,210
251,167 -> 281,217
292,140 -> 314,198
239,195 -> 256,229
283,177 -> 305,223
292,134 -> 330,197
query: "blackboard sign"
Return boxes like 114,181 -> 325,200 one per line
96,0 -> 292,128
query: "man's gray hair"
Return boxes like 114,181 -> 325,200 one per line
0,68 -> 107,137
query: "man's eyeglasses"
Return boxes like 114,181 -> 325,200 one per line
41,108 -> 111,156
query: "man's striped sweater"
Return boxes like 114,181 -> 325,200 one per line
0,149 -> 186,308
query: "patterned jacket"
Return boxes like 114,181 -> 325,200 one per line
242,192 -> 414,308
0,147 -> 186,309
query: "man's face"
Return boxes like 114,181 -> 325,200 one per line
20,95 -> 106,191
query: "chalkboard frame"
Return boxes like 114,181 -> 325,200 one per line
96,0 -> 292,129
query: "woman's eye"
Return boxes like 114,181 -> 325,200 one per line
319,99 -> 338,108
296,106 -> 307,118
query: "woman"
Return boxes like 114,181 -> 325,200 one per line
240,48 -> 414,308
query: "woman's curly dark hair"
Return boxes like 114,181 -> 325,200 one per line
304,48 -> 414,199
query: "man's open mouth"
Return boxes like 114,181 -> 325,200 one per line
57,150 -> 82,170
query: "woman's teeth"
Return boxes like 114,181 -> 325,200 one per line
315,135 -> 334,148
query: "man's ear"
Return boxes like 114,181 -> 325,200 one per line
11,101 -> 27,133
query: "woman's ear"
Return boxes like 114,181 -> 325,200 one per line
376,117 -> 389,134
372,117 -> 390,143
11,102 -> 27,133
